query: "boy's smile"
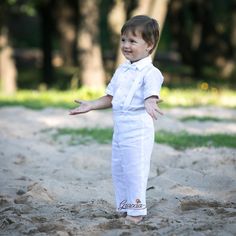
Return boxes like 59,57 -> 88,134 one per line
120,30 -> 153,63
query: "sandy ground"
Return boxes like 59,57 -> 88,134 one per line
0,106 -> 236,236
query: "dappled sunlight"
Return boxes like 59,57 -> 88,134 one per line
160,87 -> 236,108
37,111 -> 73,128
165,106 -> 236,119
37,109 -> 113,129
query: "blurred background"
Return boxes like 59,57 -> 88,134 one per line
0,0 -> 235,96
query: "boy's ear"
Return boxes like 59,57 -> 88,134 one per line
147,41 -> 154,50
146,43 -> 154,53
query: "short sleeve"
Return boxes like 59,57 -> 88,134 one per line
105,70 -> 118,96
143,67 -> 164,99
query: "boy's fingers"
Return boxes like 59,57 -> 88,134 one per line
155,108 -> 164,115
69,110 -> 80,115
69,111 -> 75,115
69,109 -> 76,115
153,112 -> 158,120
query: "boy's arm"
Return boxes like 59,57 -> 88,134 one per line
69,95 -> 112,115
144,96 -> 163,120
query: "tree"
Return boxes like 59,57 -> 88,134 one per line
54,0 -> 78,66
0,0 -> 17,94
168,0 -> 235,80
108,0 -> 127,67
77,0 -> 106,89
0,0 -> 57,91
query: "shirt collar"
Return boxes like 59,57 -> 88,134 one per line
124,56 -> 152,71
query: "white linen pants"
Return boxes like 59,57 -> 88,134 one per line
112,111 -> 154,216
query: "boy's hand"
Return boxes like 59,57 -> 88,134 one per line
69,99 -> 92,115
144,97 -> 163,120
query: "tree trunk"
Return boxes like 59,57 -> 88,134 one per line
108,0 -> 126,67
227,0 -> 236,80
77,0 -> 105,89
0,20 -> 17,94
55,0 -> 77,66
132,0 -> 169,58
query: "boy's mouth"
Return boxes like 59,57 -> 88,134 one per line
123,50 -> 132,54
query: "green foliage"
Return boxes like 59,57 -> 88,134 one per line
0,87 -> 236,109
52,127 -> 236,150
7,0 -> 17,5
17,68 -> 42,89
4,0 -> 37,15
17,67 -> 78,90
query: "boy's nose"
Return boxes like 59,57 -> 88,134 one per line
123,42 -> 130,49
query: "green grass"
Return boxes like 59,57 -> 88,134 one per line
54,127 -> 113,145
0,88 -> 105,110
160,87 -> 236,108
180,116 -> 236,122
0,86 -> 236,109
155,131 -> 236,150
52,128 -> 236,150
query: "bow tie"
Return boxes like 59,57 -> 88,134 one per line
122,63 -> 137,72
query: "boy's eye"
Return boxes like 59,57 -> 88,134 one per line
130,39 -> 137,44
121,37 -> 137,44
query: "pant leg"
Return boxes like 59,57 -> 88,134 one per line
111,138 -> 127,212
123,133 -> 153,215
121,114 -> 154,216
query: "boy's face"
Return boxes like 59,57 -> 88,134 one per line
120,30 -> 153,63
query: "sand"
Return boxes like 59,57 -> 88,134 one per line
0,106 -> 235,236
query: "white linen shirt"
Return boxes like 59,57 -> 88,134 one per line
106,56 -> 164,113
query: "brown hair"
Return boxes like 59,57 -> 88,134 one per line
121,15 -> 160,54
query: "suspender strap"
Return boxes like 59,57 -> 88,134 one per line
122,65 -> 151,109
123,71 -> 140,108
